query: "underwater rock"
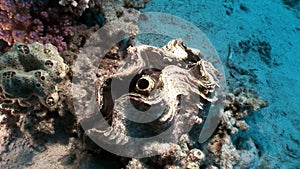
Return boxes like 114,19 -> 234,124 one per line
0,42 -> 69,108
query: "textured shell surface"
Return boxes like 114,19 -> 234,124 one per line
81,39 -> 220,155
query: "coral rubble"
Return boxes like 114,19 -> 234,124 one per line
0,42 -> 68,108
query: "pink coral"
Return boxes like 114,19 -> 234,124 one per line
0,0 -> 73,51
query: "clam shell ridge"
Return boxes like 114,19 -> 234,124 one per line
92,39 -> 220,148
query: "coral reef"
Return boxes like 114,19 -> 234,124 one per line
0,42 -> 68,108
57,0 -> 150,19
0,0 -> 150,53
0,0 -> 73,51
59,0 -> 90,15
0,0 -> 272,168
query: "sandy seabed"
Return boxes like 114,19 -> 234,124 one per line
141,0 -> 300,168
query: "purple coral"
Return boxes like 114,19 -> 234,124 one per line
0,0 -> 73,51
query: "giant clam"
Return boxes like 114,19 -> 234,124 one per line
74,39 -> 221,157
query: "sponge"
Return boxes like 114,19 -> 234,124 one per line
0,42 -> 68,108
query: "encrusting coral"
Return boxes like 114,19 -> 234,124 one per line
0,42 -> 68,108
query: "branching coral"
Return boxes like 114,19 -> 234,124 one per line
0,0 -> 150,53
0,0 -> 73,51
